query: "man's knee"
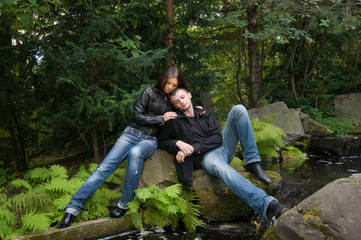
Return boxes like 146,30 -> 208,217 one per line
231,104 -> 247,115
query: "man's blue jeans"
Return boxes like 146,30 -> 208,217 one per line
201,105 -> 275,217
65,127 -> 157,216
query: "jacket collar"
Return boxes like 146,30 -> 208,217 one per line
177,106 -> 207,120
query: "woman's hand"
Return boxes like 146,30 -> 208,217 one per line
163,111 -> 177,122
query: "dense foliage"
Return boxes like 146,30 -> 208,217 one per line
1,1 -> 360,169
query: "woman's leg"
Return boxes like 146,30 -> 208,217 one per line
65,127 -> 136,216
117,134 -> 157,208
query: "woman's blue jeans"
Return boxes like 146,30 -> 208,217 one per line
201,105 -> 274,217
65,127 -> 157,216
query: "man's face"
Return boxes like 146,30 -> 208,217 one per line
170,89 -> 192,112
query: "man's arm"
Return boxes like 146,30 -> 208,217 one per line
158,120 -> 179,154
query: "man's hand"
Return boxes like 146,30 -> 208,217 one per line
176,140 -> 194,156
176,151 -> 186,163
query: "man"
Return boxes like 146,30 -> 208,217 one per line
158,88 -> 288,220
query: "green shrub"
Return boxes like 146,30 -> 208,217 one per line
301,106 -> 357,136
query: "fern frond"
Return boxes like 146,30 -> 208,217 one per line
100,188 -> 121,201
134,187 -> 153,201
0,205 -> 17,224
164,183 -> 182,199
143,208 -> 169,228
9,192 -> 52,213
259,147 -> 280,158
174,197 -> 188,214
28,167 -> 52,182
9,179 -> 33,191
67,178 -> 86,193
0,220 -> 16,240
72,165 -> 91,181
88,163 -> 99,173
49,165 -> 68,180
52,194 -> 72,210
126,210 -> 144,232
127,199 -> 141,214
45,178 -> 72,193
154,193 -> 171,205
182,211 -> 205,232
165,203 -> 179,215
21,210 -> 51,231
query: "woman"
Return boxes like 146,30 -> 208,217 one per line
58,66 -> 188,228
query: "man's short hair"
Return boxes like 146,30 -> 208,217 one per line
169,87 -> 188,98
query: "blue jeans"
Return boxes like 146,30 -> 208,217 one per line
65,127 -> 157,216
201,105 -> 274,217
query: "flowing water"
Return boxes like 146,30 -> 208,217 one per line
91,155 -> 361,240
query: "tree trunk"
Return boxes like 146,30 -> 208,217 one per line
164,0 -> 173,69
91,129 -> 100,163
247,3 -> 262,108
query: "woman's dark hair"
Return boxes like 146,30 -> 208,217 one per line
154,66 -> 189,91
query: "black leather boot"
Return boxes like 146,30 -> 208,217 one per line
244,162 -> 272,184
266,199 -> 289,220
109,206 -> 127,218
57,213 -> 76,228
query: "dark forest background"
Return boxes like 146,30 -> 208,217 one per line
1,0 -> 361,170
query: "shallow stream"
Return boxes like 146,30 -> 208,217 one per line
91,155 -> 361,240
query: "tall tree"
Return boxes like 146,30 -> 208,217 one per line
165,0 -> 174,68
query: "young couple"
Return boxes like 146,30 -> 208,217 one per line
58,67 -> 287,228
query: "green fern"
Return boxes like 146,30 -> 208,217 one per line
28,167 -> 52,183
127,184 -> 204,233
236,120 -> 286,160
1,163 -> 126,239
0,220 -> 16,240
49,165 -> 69,179
21,210 -> 51,231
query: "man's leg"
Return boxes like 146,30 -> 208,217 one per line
109,134 -> 158,218
222,105 -> 271,184
58,127 -> 135,228
202,148 -> 274,217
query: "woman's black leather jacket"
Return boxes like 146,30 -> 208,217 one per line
129,87 -> 173,136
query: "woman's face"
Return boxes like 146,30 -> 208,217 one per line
163,77 -> 178,94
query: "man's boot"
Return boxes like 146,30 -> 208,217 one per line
266,199 -> 289,220
244,162 -> 272,184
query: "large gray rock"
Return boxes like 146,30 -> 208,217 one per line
139,150 -> 281,222
249,102 -> 327,145
267,173 -> 361,240
334,93 -> 361,122
138,149 -> 177,188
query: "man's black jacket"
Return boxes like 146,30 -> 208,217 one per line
158,107 -> 222,188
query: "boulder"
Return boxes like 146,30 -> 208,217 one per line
307,136 -> 361,156
138,149 -> 177,188
334,93 -> 361,122
139,150 -> 281,222
249,102 -> 327,145
265,173 -> 361,240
